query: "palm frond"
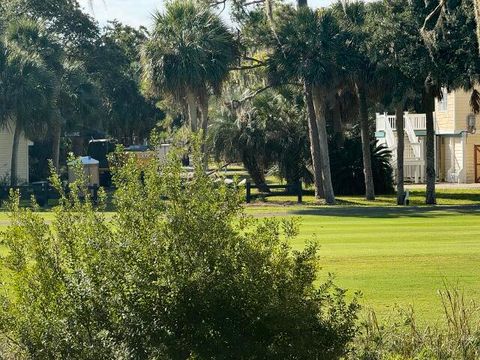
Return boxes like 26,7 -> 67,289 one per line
470,89 -> 480,114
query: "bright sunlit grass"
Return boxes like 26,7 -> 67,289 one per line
245,204 -> 480,323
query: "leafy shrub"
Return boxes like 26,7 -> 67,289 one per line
0,145 -> 359,359
330,138 -> 394,196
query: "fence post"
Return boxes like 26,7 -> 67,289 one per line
43,182 -> 49,207
297,181 -> 302,204
92,185 -> 99,204
246,181 -> 251,204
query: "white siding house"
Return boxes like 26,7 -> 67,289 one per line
0,126 -> 30,184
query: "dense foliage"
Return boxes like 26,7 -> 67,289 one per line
210,90 -> 311,190
0,148 -> 359,358
330,139 -> 394,196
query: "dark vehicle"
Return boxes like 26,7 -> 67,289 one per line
87,139 -> 116,187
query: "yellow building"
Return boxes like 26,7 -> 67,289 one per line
0,125 -> 31,184
376,89 -> 480,184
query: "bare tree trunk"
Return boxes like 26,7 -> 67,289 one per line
304,82 -> 324,199
312,86 -> 335,205
51,122 -> 61,173
475,0 -> 480,53
186,90 -> 198,132
10,122 -> 22,186
265,0 -> 274,21
357,83 -> 375,201
424,86 -> 436,205
395,102 -> 405,205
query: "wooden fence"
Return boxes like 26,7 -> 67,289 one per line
246,181 -> 302,204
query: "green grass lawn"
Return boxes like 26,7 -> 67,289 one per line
1,196 -> 480,324
246,204 -> 480,323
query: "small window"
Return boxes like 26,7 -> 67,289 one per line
438,89 -> 448,111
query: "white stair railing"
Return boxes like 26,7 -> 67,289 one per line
384,113 -> 397,162
404,114 -> 421,159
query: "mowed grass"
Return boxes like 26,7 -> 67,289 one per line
245,205 -> 480,323
1,199 -> 480,324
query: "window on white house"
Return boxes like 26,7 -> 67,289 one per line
438,89 -> 448,111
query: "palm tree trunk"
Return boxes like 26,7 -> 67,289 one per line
10,122 -> 22,186
312,86 -> 335,205
357,83 -> 375,201
395,102 -> 405,205
243,153 -> 269,193
186,90 -> 198,132
199,90 -> 209,169
51,122 -> 61,173
304,82 -> 324,199
424,86 -> 436,205
297,0 -> 308,7
199,96 -> 209,137
331,100 -> 344,148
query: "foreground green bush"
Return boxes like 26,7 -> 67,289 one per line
0,149 -> 358,359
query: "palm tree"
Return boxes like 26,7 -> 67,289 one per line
296,0 -> 325,200
0,41 -> 55,185
414,0 -> 480,203
4,19 -> 65,172
366,1 -> 425,205
334,1 -> 376,201
308,10 -> 343,205
210,104 -> 272,192
141,0 -> 239,147
211,90 -> 311,192
268,6 -> 340,204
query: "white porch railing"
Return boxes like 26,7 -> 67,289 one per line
404,113 -> 421,158
375,112 -> 429,183
378,113 -> 428,131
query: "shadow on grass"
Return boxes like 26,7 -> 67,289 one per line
291,205 -> 480,219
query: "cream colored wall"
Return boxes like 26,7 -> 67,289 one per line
454,89 -> 477,132
464,132 -> 480,183
435,90 -> 456,133
0,126 -> 30,184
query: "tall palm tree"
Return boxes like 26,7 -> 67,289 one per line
0,41 -> 55,185
334,1 -> 376,201
268,6 -> 340,204
308,10 -> 343,205
366,1 -> 424,205
141,0 -> 239,146
4,19 -> 65,171
297,0 -> 325,200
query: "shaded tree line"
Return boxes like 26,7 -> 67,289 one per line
0,0 -> 164,185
